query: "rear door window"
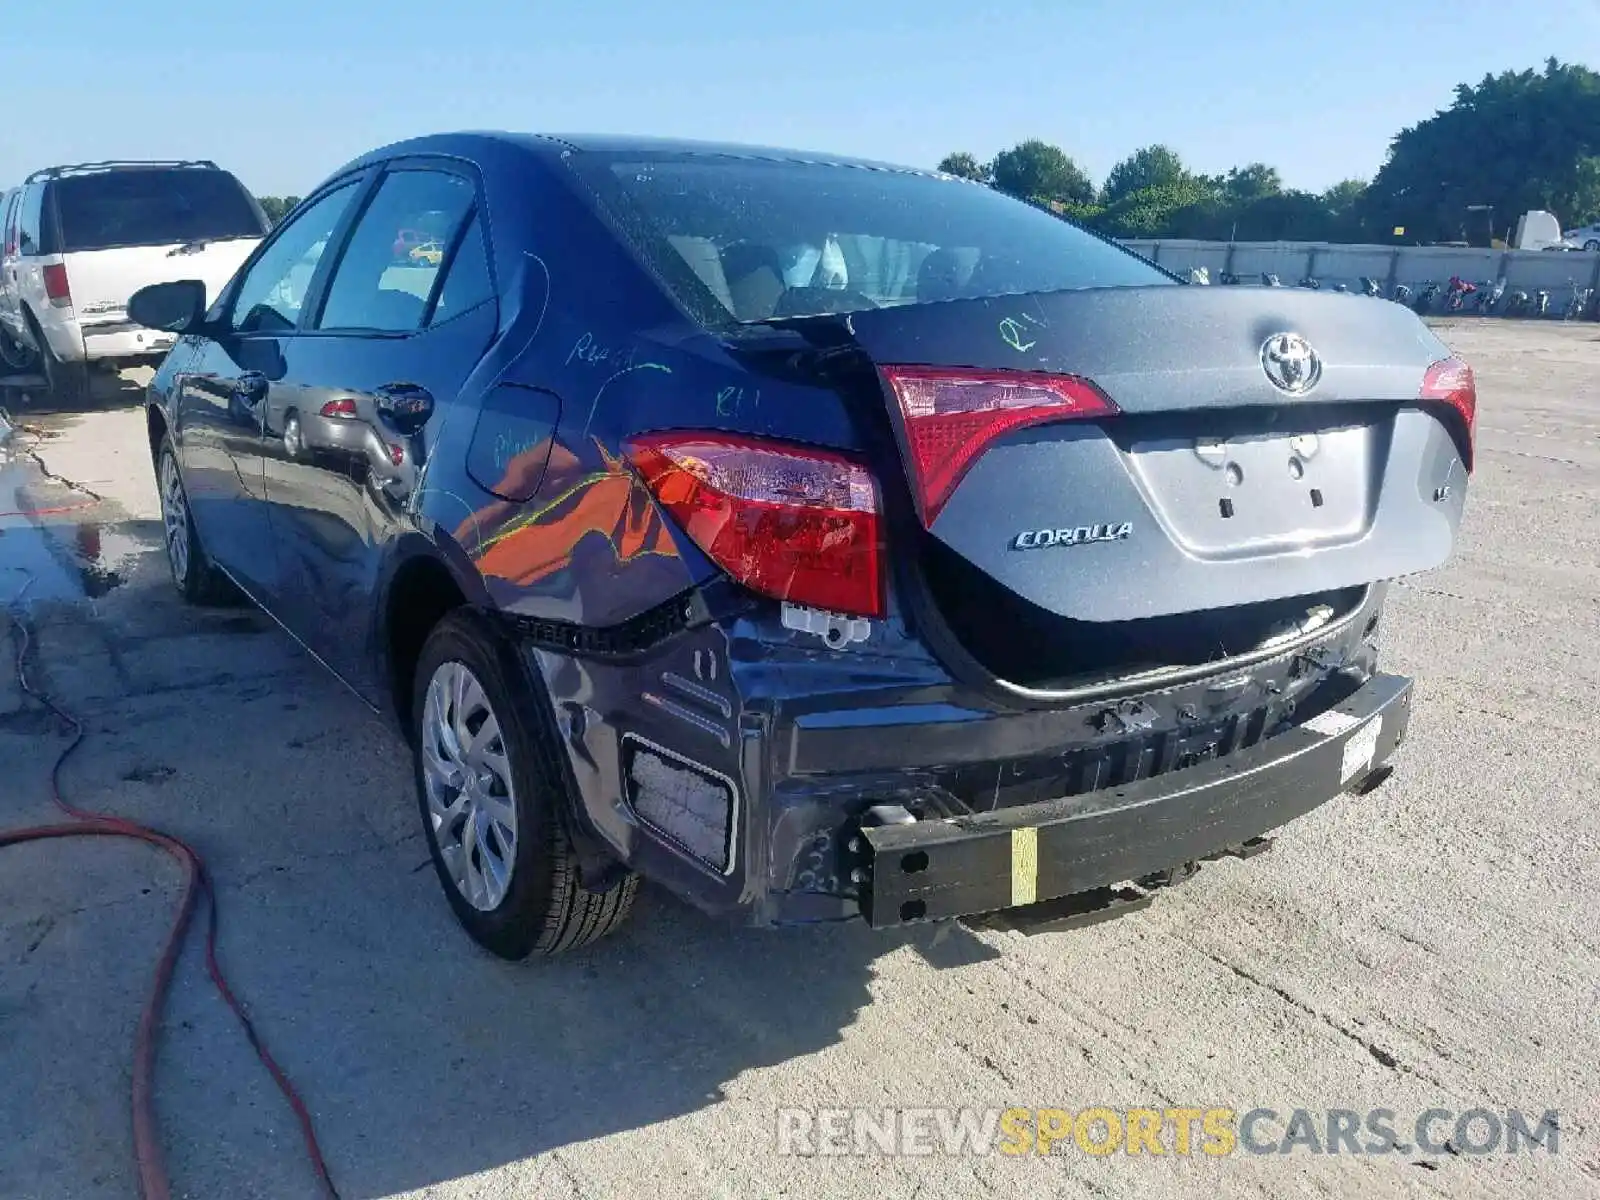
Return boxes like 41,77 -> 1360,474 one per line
430,213 -> 494,323
315,169 -> 477,333
53,168 -> 265,252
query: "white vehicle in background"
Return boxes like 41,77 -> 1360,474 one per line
0,160 -> 267,399
1511,210 -> 1575,252
1560,221 -> 1600,251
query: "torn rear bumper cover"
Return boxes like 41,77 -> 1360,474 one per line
858,672 -> 1412,929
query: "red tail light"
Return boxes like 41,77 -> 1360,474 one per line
319,398 -> 358,417
42,263 -> 71,306
627,432 -> 883,618
1419,356 -> 1476,471
880,365 -> 1119,524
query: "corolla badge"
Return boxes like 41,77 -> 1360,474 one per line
1012,522 -> 1132,550
1260,332 -> 1322,394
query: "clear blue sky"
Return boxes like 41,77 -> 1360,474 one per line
6,0 -> 1596,198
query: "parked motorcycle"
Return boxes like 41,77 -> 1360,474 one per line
1565,287 -> 1591,320
1260,272 -> 1282,287
1444,276 -> 1477,312
1473,278 -> 1507,313
1218,271 -> 1241,285
1359,276 -> 1384,297
1297,275 -> 1322,290
1413,282 -> 1441,313
1392,283 -> 1414,306
1505,289 -> 1531,316
1535,289 -> 1551,316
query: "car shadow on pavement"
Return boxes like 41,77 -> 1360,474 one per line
0,508 -> 1005,1199
275,872 -> 979,1198
213,719 -> 1005,1198
0,364 -> 150,419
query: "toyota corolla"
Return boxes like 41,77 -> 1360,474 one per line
130,133 -> 1472,958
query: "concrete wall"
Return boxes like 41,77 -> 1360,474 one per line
1123,238 -> 1600,303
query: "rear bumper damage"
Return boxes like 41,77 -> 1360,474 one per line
520,579 -> 1403,931
857,671 -> 1410,928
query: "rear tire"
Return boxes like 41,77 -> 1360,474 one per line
411,609 -> 637,959
157,436 -> 236,605
0,323 -> 36,371
282,410 -> 304,460
25,310 -> 86,404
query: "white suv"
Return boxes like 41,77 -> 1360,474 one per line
0,160 -> 267,399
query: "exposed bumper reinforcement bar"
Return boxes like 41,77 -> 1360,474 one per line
858,672 -> 1412,929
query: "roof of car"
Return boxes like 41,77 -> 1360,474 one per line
336,131 -> 935,179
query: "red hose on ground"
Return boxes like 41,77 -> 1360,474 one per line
0,500 -> 100,518
0,611 -> 340,1200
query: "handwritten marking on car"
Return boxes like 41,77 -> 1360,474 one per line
566,332 -> 614,367
580,361 -> 673,438
999,317 -> 1036,353
493,432 -> 541,471
715,385 -> 759,417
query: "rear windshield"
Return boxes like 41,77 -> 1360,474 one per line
564,153 -> 1172,325
52,168 -> 265,252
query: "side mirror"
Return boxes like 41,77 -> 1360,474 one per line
128,279 -> 207,334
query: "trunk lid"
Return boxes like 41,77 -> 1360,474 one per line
847,285 -> 1469,627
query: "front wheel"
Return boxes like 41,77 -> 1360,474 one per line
411,610 -> 638,959
157,436 -> 235,605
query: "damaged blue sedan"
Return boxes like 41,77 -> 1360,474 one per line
133,133 -> 1472,956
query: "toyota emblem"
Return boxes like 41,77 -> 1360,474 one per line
1260,332 -> 1322,394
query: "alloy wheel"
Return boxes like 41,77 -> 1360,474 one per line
159,451 -> 190,586
420,660 -> 519,911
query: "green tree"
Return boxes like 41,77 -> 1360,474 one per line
1367,59 -> 1600,243
990,140 -> 1095,207
1318,178 -> 1371,240
1223,163 -> 1282,203
1546,154 -> 1600,228
1101,144 -> 1190,205
1096,178 -> 1215,238
936,151 -> 990,183
1233,191 -> 1341,241
1320,179 -> 1368,217
257,195 -> 302,226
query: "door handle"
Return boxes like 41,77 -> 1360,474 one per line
373,382 -> 434,434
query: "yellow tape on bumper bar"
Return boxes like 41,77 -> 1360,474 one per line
1010,827 -> 1039,907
